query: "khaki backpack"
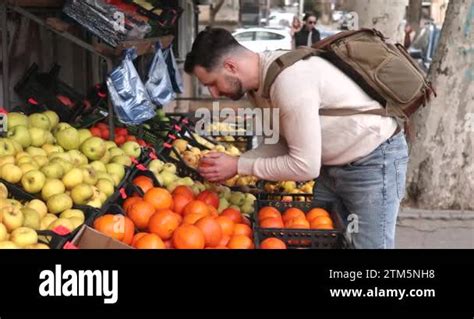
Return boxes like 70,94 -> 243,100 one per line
262,28 -> 437,127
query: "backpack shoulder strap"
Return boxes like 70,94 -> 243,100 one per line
262,48 -> 321,99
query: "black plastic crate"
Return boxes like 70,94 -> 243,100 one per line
253,196 -> 351,249
37,205 -> 100,249
158,142 -> 204,182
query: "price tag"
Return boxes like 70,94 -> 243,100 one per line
63,242 -> 79,250
120,188 -> 127,199
52,226 -> 72,236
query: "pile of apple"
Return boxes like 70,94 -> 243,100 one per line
0,182 -> 88,249
263,180 -> 315,202
147,159 -> 256,216
2,111 -> 143,213
89,122 -> 148,147
170,138 -> 258,188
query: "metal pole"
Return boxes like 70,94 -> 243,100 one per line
299,0 -> 305,17
1,2 -> 10,109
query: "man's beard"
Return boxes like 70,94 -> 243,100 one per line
225,75 -> 245,101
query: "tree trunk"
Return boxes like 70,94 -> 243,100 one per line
407,0 -> 423,34
209,0 -> 225,26
343,0 -> 408,40
406,0 -> 474,210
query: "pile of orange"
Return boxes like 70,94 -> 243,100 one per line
94,178 -> 255,250
258,206 -> 334,230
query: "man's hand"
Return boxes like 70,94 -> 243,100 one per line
198,152 -> 239,183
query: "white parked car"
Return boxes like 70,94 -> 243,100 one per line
232,28 -> 292,53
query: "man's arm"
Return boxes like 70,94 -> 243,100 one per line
237,62 -> 322,181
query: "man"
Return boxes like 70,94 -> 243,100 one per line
294,12 -> 321,47
185,28 -> 409,249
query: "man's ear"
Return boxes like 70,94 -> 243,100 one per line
223,59 -> 238,74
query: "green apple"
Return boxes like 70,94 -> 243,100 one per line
15,151 -> 30,161
62,168 -> 84,189
16,157 -> 34,167
80,137 -> 106,161
96,178 -> 114,197
26,146 -> 47,157
162,163 -> 177,174
41,179 -> 65,200
99,150 -> 111,164
1,206 -> 24,232
33,156 -> 49,168
6,112 -> 28,129
67,150 -> 88,166
181,177 -> 194,187
48,152 -> 71,163
10,227 -> 38,247
69,217 -> 83,230
44,131 -> 55,144
71,184 -> 94,205
82,167 -> 98,185
52,122 -> 71,136
0,164 -> 23,183
121,141 -> 141,158
218,198 -> 230,213
98,192 -> 107,204
26,199 -> 47,219
104,141 -> 118,150
24,243 -> 50,249
78,129 -> 93,145
159,171 -> 178,188
0,155 -> 15,167
0,241 -> 19,249
86,198 -> 102,209
47,218 -> 73,233
90,161 -> 107,173
10,140 -> 23,154
111,155 -> 132,167
28,113 -> 51,131
42,144 -> 64,155
41,162 -> 64,179
110,174 -> 122,187
96,172 -> 114,184
0,223 -> 7,241
50,158 -> 73,174
28,127 -> 47,147
0,182 -> 7,200
109,147 -> 125,158
105,163 -> 125,180
60,209 -> 85,222
21,207 -> 41,230
21,170 -> 46,194
240,203 -> 254,215
148,159 -> 165,174
0,138 -> 16,156
47,193 -> 73,215
43,111 -> 59,129
40,214 -> 58,230
56,127 -> 80,151
7,125 -> 31,148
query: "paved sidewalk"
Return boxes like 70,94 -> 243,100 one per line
396,208 -> 474,249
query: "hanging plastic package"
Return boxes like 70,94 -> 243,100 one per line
145,42 -> 175,106
106,48 -> 156,125
162,45 -> 184,94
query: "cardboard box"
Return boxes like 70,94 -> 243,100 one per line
70,225 -> 133,249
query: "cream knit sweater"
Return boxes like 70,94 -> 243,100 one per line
237,51 -> 398,181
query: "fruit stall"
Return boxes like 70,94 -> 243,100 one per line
0,1 -> 351,250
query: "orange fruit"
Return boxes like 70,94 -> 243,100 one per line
233,223 -> 252,238
94,214 -> 134,244
221,208 -> 242,224
260,238 -> 287,249
196,190 -> 220,209
127,200 -> 156,230
207,205 -> 219,217
282,208 -> 305,224
148,209 -> 181,240
131,232 -> 148,246
172,185 -> 194,200
183,200 -> 210,217
164,239 -> 173,249
215,216 -> 235,237
260,217 -> 284,229
310,216 -> 334,229
183,212 -> 208,225
258,206 -> 281,222
196,216 -> 223,248
306,208 -> 330,222
172,225 -> 205,249
227,235 -> 254,249
241,215 -> 251,227
144,187 -> 173,211
217,235 -> 230,247
287,218 -> 310,229
172,194 -> 193,216
123,197 -> 142,213
133,176 -> 154,193
133,233 -> 166,249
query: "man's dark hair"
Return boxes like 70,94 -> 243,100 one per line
303,11 -> 318,22
184,27 -> 242,74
